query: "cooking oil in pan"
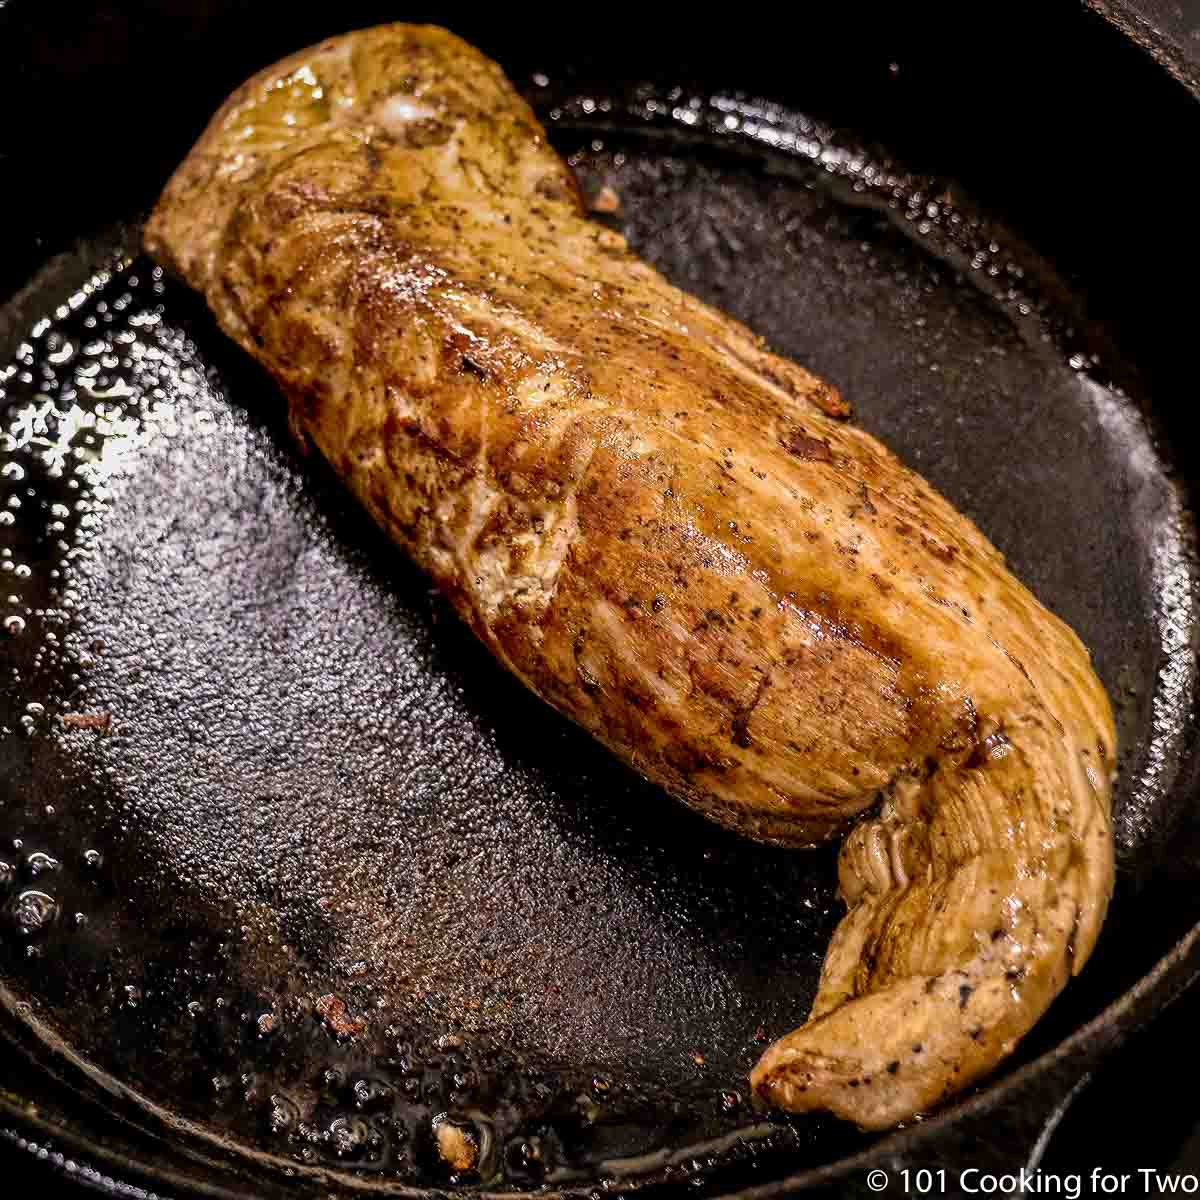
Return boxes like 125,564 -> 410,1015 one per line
0,83 -> 1197,1191
0,250 -> 826,1185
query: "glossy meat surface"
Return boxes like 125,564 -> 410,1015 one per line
145,24 -> 1116,1128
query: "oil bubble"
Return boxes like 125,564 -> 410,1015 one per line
8,890 -> 58,937
352,1078 -> 393,1110
505,1133 -> 552,1182
329,1115 -> 370,1156
268,1092 -> 300,1134
23,851 -> 60,879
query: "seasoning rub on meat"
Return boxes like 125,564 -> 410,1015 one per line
145,23 -> 1116,1129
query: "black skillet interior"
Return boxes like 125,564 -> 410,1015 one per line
2,2 -> 1200,1196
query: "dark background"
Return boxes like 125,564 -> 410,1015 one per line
3,0 -> 1200,1194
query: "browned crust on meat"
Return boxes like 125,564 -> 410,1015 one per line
144,22 -> 1116,1129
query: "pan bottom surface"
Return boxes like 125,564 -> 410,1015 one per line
0,82 -> 1196,1192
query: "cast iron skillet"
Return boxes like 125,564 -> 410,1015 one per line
2,2 -> 1200,1196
